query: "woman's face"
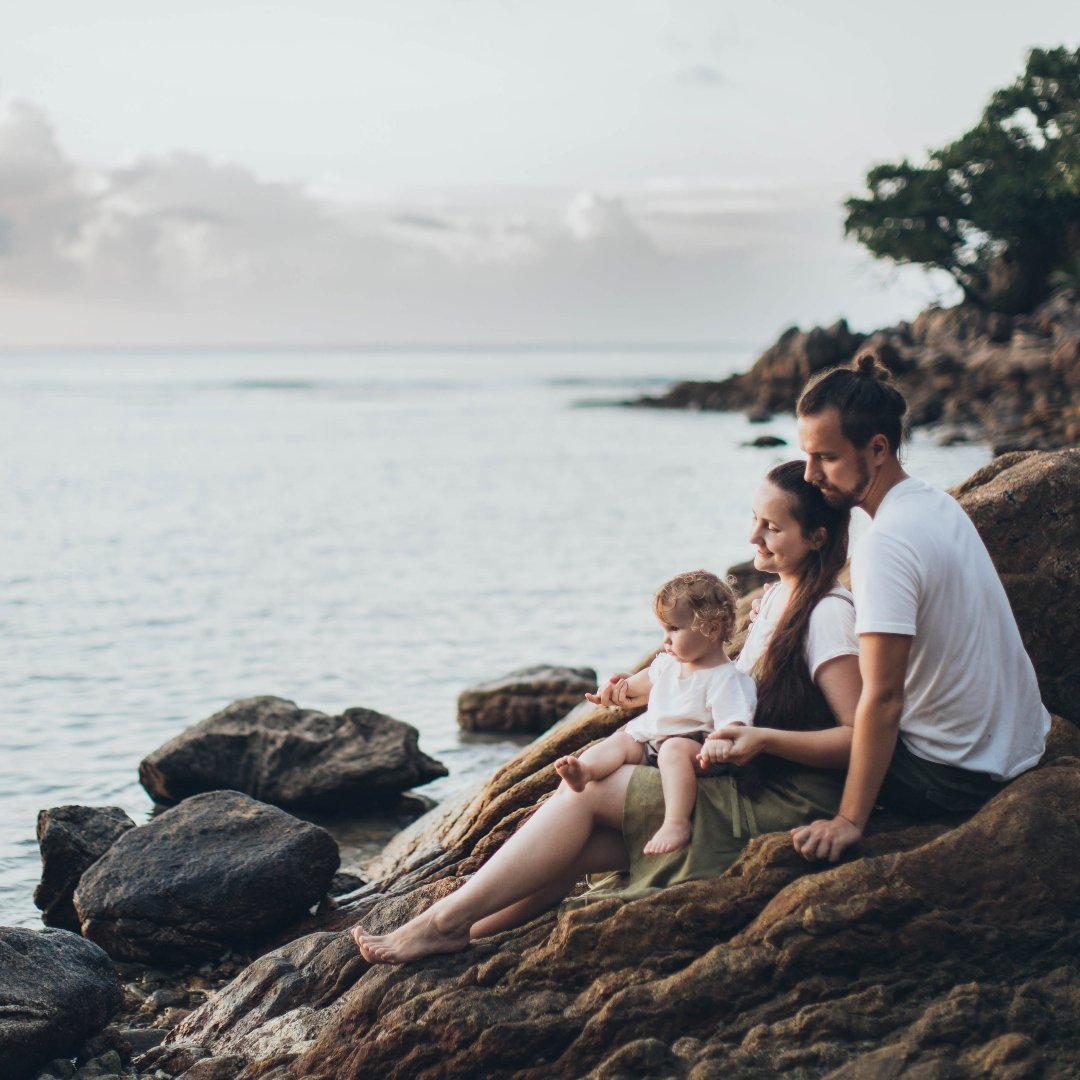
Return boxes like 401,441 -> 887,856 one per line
749,481 -> 822,580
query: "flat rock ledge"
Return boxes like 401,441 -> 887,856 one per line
134,449 -> 1080,1079
458,665 -> 598,734
139,696 -> 447,812
0,927 -> 121,1080
140,729 -> 1080,1080
74,791 -> 340,965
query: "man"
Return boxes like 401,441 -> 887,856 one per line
790,352 -> 1050,863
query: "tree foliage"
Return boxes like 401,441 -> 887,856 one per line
844,46 -> 1080,314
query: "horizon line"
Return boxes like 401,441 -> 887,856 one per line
0,340 -> 761,357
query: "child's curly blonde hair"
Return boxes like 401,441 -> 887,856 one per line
653,569 -> 738,644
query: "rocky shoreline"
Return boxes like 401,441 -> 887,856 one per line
633,291 -> 1080,454
3,449 -> 1079,1080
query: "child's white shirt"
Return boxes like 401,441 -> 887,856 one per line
625,652 -> 757,744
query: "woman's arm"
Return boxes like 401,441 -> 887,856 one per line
710,653 -> 861,769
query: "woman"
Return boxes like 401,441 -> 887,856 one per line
355,461 -> 860,963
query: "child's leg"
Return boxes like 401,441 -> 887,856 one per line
555,730 -> 646,792
643,737 -> 702,855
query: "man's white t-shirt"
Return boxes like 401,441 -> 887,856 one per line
852,476 -> 1050,780
737,582 -> 858,681
625,652 -> 757,744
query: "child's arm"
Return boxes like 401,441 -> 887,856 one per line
585,669 -> 651,708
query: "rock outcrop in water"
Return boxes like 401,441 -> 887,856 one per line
457,665 -> 598,734
138,696 -> 447,812
135,450 -> 1080,1079
74,791 -> 340,964
34,806 -> 137,932
636,292 -> 1080,454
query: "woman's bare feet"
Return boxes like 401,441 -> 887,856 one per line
350,907 -> 471,964
643,819 -> 692,855
553,756 -> 593,792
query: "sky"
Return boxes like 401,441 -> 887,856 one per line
0,0 -> 1077,348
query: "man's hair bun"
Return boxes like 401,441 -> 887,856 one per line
854,351 -> 890,381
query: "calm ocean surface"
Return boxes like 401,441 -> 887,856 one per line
0,347 -> 991,926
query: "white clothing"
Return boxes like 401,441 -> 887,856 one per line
852,476 -> 1050,780
625,652 -> 757,744
736,583 -> 858,681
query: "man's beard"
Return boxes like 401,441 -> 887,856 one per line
818,456 -> 871,509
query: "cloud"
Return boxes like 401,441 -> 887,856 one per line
0,99 -> 95,288
678,63 -> 727,87
0,94 -> 952,346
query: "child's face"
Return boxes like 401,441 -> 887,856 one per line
656,599 -> 723,667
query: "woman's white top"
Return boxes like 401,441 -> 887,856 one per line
736,582 -> 858,680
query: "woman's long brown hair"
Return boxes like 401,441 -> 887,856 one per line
751,460 -> 851,731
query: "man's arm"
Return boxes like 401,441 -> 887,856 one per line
791,633 -> 911,862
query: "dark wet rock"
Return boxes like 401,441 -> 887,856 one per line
329,872 -> 365,897
0,927 -> 121,1080
741,433 -> 787,447
138,696 -> 446,812
71,1049 -> 123,1077
457,665 -> 598,734
952,448 -> 1080,724
635,291 -> 1080,451
74,791 -> 339,964
35,807 -> 137,931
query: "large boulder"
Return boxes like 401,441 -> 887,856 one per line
138,696 -> 447,811
74,791 -> 340,964
952,448 -> 1080,724
34,806 -> 137,931
457,665 -> 598,734
0,927 -> 120,1080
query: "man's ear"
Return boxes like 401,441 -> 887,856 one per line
870,433 -> 890,460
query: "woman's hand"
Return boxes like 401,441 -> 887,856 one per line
696,736 -> 735,771
707,725 -> 772,766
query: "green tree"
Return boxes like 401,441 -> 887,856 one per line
844,46 -> 1080,314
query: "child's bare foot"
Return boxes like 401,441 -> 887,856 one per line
643,820 -> 692,855
350,908 -> 470,965
554,755 -> 593,792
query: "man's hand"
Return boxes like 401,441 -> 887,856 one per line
790,815 -> 862,863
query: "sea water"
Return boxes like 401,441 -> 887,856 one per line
0,347 -> 991,926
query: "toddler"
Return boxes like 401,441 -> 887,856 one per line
554,570 -> 757,854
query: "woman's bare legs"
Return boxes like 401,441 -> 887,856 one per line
353,765 -> 636,963
469,826 -> 627,939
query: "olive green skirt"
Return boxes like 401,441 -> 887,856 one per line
578,761 -> 844,903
